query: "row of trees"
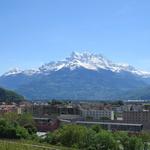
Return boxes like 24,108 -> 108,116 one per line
43,124 -> 150,150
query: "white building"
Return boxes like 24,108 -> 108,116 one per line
81,109 -> 114,121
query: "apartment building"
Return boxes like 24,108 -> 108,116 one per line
81,109 -> 114,121
123,110 -> 150,130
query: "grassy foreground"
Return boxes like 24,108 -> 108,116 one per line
0,140 -> 74,150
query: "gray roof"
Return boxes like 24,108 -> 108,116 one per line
76,121 -> 143,126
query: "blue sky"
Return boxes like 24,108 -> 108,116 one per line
0,0 -> 150,74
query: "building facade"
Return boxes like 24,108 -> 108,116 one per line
81,109 -> 114,121
123,111 -> 150,130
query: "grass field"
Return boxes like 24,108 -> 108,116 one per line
0,140 -> 74,150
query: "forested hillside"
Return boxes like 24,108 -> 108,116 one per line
0,87 -> 24,102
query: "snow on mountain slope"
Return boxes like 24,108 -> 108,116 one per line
2,52 -> 150,78
3,68 -> 39,76
3,68 -> 22,76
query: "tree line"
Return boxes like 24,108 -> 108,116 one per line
43,124 -> 150,150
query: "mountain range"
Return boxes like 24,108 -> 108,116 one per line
0,52 -> 150,100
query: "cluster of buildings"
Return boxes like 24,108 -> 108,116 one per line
0,101 -> 30,115
0,100 -> 150,132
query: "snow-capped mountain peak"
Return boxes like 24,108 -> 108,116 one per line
2,52 -> 150,78
64,51 -> 112,70
39,51 -> 112,72
37,51 -> 150,78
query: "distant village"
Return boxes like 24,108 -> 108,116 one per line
1,99 -> 150,133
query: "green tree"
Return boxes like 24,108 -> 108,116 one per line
24,124 -> 37,135
128,136 -> 144,150
48,124 -> 96,149
16,126 -> 29,139
92,124 -> 102,133
59,125 -> 86,147
44,132 -> 54,144
0,118 -> 29,139
3,112 -> 19,124
93,131 -> 119,150
113,131 -> 129,150
114,131 -> 144,150
17,113 -> 35,127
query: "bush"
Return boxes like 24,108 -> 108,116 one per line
0,118 -> 30,139
16,126 -> 29,139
